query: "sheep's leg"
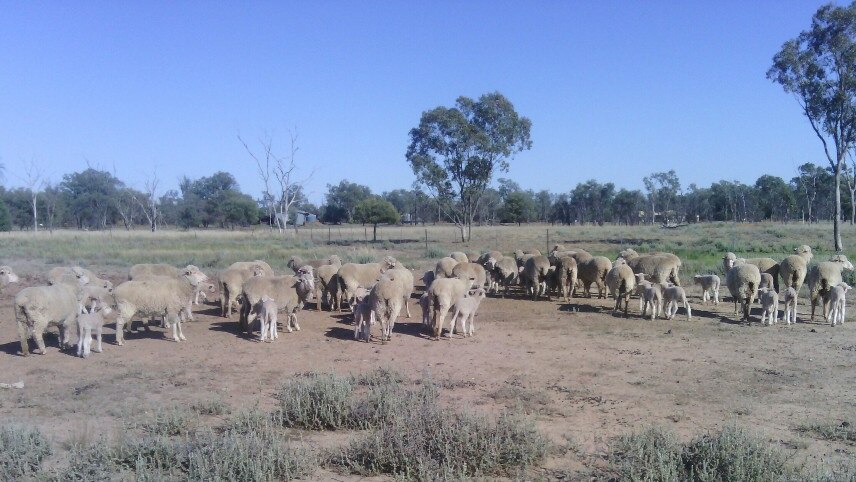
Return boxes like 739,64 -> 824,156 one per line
446,309 -> 460,338
291,313 -> 300,332
404,297 -> 411,318
77,324 -> 85,357
94,326 -> 103,353
433,304 -> 450,340
33,328 -> 47,355
83,329 -> 92,358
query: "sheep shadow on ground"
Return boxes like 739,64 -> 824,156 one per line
192,306 -> 222,317
206,320 -> 259,341
558,303 -> 602,314
324,326 -> 357,341
331,313 -> 354,325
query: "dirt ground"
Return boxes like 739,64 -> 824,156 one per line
2,272 -> 855,478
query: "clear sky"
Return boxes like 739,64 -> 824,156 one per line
0,1 -> 830,204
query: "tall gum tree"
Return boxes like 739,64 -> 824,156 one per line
406,92 -> 532,242
768,1 -> 856,251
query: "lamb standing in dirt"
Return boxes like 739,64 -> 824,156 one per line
353,288 -> 374,342
825,283 -> 851,327
256,296 -> 280,341
693,274 -> 720,304
641,283 -> 664,320
14,273 -> 89,355
240,273 -> 315,334
663,284 -> 692,321
757,287 -> 779,326
76,300 -> 112,358
449,288 -> 487,337
782,287 -> 798,325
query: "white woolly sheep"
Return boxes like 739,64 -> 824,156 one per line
825,282 -> 851,327
641,283 -> 664,320
663,284 -> 692,321
240,273 -> 315,334
287,255 -> 342,274
14,274 -> 89,355
129,263 -> 206,282
256,295 -> 280,341
807,255 -> 855,321
606,264 -> 636,316
427,277 -> 470,339
368,273 -> 410,342
619,252 -> 682,286
555,256 -> 578,303
384,268 -> 415,319
634,274 -> 651,312
219,264 -> 266,318
693,274 -> 720,304
577,256 -> 612,298
778,245 -> 813,302
757,287 -> 779,326
0,265 -> 19,290
316,263 -> 341,311
336,257 -> 397,311
77,284 -> 114,313
522,255 -> 551,300
782,287 -> 798,324
434,257 -> 459,278
449,287 -> 487,337
48,266 -> 112,290
726,263 -> 761,322
228,260 -> 274,276
76,300 -> 113,358
490,257 -> 519,298
452,262 -> 487,292
448,252 -> 469,264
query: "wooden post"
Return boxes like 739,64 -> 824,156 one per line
364,227 -> 368,244
328,226 -> 331,244
546,228 -> 550,255
425,228 -> 428,253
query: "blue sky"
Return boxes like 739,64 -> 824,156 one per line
0,1 -> 829,204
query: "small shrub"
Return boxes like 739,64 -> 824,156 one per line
60,441 -> 121,481
425,246 -> 446,259
136,407 -> 198,436
797,420 -> 856,443
275,373 -> 354,430
610,426 -> 683,482
351,367 -> 407,386
0,425 -> 52,480
682,424 -> 792,481
190,398 -> 231,416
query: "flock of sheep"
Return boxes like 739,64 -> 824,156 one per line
1,242 -> 853,359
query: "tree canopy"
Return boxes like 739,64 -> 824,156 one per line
354,197 -> 399,241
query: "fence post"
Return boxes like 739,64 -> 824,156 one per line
364,227 -> 368,244
328,226 -> 331,244
425,228 -> 428,253
546,228 -> 550,255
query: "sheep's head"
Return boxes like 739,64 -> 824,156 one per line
381,256 -> 397,271
618,248 -> 639,260
251,265 -> 266,277
296,272 -> 315,292
612,258 -> 627,268
514,250 -> 524,259
185,265 -> 207,281
830,254 -> 854,271
298,265 -> 314,277
0,266 -> 19,285
287,256 -> 302,270
328,255 -> 342,267
467,287 -> 486,300
795,245 -> 812,256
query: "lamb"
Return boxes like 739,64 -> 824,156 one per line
77,284 -> 114,313
693,274 -> 720,304
452,262 -> 487,291
434,257 -> 460,278
778,245 -> 814,309
726,263 -> 761,322
228,260 -> 275,276
555,256 -> 578,302
782,287 -> 798,324
240,273 -> 315,334
255,296 -> 280,342
287,255 -> 342,274
48,267 -> 112,290
576,256 -> 612,298
0,266 -> 19,290
419,292 -> 431,327
336,257 -> 397,311
218,264 -> 266,318
76,300 -> 112,358
641,283 -> 664,320
757,287 -> 779,326
606,263 -> 636,316
807,255 -> 855,321
825,282 -> 851,327
421,270 -> 436,290
490,256 -> 519,297
521,255 -> 551,300
448,252 -> 469,264
352,287 -> 374,341
663,284 -> 692,321
634,274 -> 651,312
14,275 -> 88,355
759,273 -> 775,291
427,277 -> 471,339
449,287 -> 487,337
113,271 -> 212,344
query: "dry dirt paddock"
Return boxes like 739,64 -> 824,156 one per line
2,270 -> 855,477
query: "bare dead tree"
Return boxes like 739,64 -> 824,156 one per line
23,160 -> 45,233
239,129 -> 312,234
133,169 -> 160,232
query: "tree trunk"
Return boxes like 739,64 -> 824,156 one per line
835,168 -> 843,251
850,185 -> 855,225
372,223 -> 377,242
31,194 -> 38,233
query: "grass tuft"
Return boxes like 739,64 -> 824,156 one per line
0,425 -> 52,480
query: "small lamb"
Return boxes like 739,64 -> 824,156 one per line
419,292 -> 431,328
758,287 -> 779,326
448,288 -> 487,337
642,283 -> 664,321
782,287 -> 798,324
634,274 -> 650,312
759,273 -> 775,292
663,283 -> 692,321
825,282 -> 851,327
76,301 -> 113,358
256,295 -> 279,342
693,274 -> 720,304
353,288 -> 374,342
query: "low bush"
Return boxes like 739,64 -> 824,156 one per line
0,425 -> 52,480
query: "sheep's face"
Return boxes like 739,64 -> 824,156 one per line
297,273 -> 315,292
830,255 -> 854,271
382,256 -> 397,270
467,288 -> 486,300
612,258 -> 627,268
329,255 -> 342,266
618,248 -> 638,260
0,267 -> 18,285
298,265 -> 314,277
251,266 -> 265,277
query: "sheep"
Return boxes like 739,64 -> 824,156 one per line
0,265 -> 19,290
825,282 -> 851,327
14,275 -> 88,355
693,274 -> 720,304
77,284 -> 114,313
255,295 -> 279,342
240,273 -> 315,334
759,273 -> 775,292
228,260 -> 275,276
434,257 -> 459,278
449,287 -> 487,337
722,254 -> 780,291
421,270 -> 436,290
663,284 -> 692,321
641,283 -> 664,320
384,267 -> 415,318
131,269 -> 213,323
722,252 -> 746,273
778,245 -> 814,309
619,252 -> 682,286
452,262 -> 487,291
490,256 -> 519,298
368,272 -> 411,342
576,256 -> 612,298
807,255 -> 855,321
419,292 -> 431,327
76,300 -> 112,358
634,274 -> 652,312
449,252 -> 469,264
782,287 -> 798,324
287,254 -> 342,274
514,250 -> 536,269
219,264 -> 266,318
336,257 -> 397,311
555,256 -> 578,302
48,266 -> 112,290
466,252 -> 481,263
520,255 -> 551,300
129,263 -> 206,281
757,287 -> 779,326
606,264 -> 636,316
353,296 -> 375,342
726,263 -> 761,322
113,272 -> 212,344
316,264 -> 341,311
427,277 -> 471,339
